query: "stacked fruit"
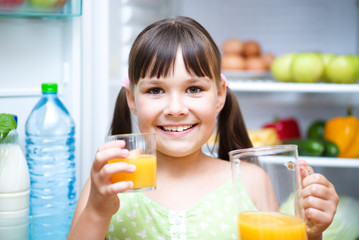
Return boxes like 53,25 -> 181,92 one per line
221,38 -> 275,71
271,52 -> 359,83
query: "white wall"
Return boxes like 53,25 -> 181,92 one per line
180,0 -> 358,56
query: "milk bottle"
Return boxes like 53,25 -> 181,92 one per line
0,114 -> 30,240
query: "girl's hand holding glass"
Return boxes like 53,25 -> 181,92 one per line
105,133 -> 157,192
299,161 -> 339,239
88,140 -> 135,218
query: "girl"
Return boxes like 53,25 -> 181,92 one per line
67,16 -> 338,240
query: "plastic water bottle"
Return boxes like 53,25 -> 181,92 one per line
25,83 -> 76,240
0,114 -> 30,240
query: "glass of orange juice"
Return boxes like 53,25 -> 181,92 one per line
229,145 -> 307,240
106,133 -> 156,192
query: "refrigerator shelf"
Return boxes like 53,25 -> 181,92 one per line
0,88 -> 41,97
303,156 -> 359,168
0,0 -> 82,18
0,88 -> 65,97
228,79 -> 359,93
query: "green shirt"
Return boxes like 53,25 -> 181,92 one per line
106,180 -> 256,240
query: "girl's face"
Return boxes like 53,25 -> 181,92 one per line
127,49 -> 226,158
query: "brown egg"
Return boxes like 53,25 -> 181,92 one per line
222,38 -> 244,56
261,52 -> 276,70
245,57 -> 266,71
243,40 -> 261,57
222,55 -> 246,70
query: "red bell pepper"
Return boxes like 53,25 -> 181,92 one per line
262,117 -> 301,141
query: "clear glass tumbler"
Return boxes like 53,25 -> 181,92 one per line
106,133 -> 157,192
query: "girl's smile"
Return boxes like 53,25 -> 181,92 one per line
159,124 -> 196,133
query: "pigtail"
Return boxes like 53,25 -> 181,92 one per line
217,88 -> 253,160
109,87 -> 132,135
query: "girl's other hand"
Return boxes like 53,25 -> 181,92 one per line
299,160 -> 339,239
87,140 -> 135,218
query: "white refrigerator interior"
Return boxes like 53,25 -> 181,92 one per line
0,17 -> 82,185
1,0 -> 358,213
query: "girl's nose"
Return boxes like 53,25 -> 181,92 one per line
163,93 -> 189,116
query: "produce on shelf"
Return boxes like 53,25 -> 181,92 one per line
222,38 -> 243,56
245,56 -> 266,71
320,53 -> 336,82
0,0 -> 25,9
264,117 -> 340,157
0,113 -> 17,143
284,137 -> 339,157
262,117 -> 301,141
242,40 -> 261,57
322,195 -> 359,240
261,52 -> 276,70
271,52 -> 324,83
222,54 -> 245,70
221,38 -> 275,71
320,140 -> 340,157
270,53 -> 295,82
324,107 -> 359,158
28,0 -> 67,9
271,52 -> 359,84
326,55 -> 359,84
306,120 -> 339,157
206,128 -> 281,149
291,53 -> 324,83
307,120 -> 326,139
247,128 -> 281,147
283,138 -> 325,157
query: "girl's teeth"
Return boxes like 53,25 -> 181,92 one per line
163,125 -> 192,132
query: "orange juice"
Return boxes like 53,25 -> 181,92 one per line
109,154 -> 157,189
238,212 -> 307,240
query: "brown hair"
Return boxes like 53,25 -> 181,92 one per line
109,16 -> 252,160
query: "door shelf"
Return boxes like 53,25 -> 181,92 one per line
0,0 -> 82,18
228,79 -> 359,93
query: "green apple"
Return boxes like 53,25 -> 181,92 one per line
28,0 -> 67,9
320,53 -> 336,82
326,55 -> 359,84
291,53 -> 324,83
347,55 -> 359,79
270,53 -> 296,82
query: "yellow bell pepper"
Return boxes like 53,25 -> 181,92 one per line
324,107 -> 359,158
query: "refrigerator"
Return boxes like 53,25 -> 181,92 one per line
1,0 -> 358,238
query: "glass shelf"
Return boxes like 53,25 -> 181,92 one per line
302,156 -> 359,168
228,79 -> 359,93
0,0 -> 82,18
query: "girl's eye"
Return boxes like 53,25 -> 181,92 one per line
187,86 -> 201,94
148,88 -> 163,95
